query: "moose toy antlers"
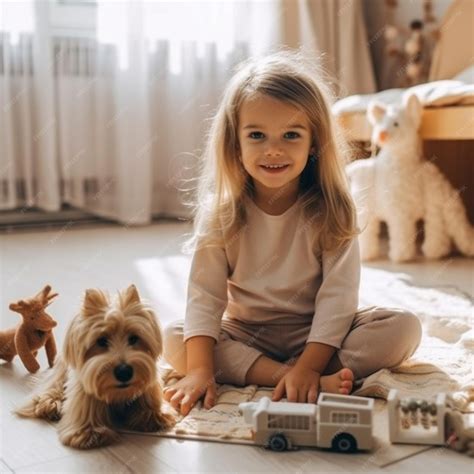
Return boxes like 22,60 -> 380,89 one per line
1,285 -> 58,373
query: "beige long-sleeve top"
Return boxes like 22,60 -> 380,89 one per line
184,195 -> 360,349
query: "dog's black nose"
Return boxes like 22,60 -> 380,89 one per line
114,363 -> 134,383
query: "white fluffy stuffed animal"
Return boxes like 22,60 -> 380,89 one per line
346,93 -> 474,262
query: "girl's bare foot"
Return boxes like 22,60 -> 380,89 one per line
319,368 -> 354,395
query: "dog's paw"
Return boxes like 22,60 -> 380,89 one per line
151,411 -> 176,431
131,411 -> 176,432
34,395 -> 62,421
59,425 -> 119,449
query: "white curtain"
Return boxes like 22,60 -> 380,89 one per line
0,0 -> 60,211
0,0 -> 374,224
281,0 -> 376,96
89,0 -> 280,224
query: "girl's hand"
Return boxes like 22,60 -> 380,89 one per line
163,367 -> 217,416
272,365 -> 320,403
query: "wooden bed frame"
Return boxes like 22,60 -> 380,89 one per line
337,105 -> 474,142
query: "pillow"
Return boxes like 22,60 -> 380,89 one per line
453,65 -> 474,84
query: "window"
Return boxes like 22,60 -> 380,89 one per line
0,1 -> 96,39
58,0 -> 96,4
331,412 -> 359,424
267,414 -> 310,431
51,0 -> 97,37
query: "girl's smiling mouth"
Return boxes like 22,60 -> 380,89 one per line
260,164 -> 290,174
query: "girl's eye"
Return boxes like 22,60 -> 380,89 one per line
128,335 -> 139,346
248,131 -> 300,139
97,337 -> 109,348
393,122 -> 399,127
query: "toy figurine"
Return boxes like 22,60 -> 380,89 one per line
1,285 -> 58,373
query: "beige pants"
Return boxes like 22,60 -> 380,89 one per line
163,306 -> 422,386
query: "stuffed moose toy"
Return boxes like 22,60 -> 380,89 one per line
0,285 -> 58,373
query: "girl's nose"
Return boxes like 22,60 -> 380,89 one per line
264,141 -> 283,156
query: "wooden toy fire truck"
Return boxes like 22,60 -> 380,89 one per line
239,392 -> 374,453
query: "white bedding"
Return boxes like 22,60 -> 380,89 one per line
333,80 -> 474,116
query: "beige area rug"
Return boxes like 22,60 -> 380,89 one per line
129,267 -> 473,467
355,267 -> 473,412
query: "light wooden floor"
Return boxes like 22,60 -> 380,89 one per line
1,221 -> 472,473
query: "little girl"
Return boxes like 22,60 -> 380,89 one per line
163,50 -> 422,416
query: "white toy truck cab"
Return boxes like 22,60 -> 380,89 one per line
239,392 -> 374,453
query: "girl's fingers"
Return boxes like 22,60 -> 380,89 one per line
163,387 -> 176,401
286,385 -> 298,403
170,398 -> 186,413
203,386 -> 216,409
169,390 -> 185,411
165,381 -> 218,414
298,388 -> 307,403
180,393 -> 194,415
182,388 -> 208,415
272,379 -> 285,401
308,384 -> 318,404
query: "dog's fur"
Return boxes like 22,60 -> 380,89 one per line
14,285 -> 175,449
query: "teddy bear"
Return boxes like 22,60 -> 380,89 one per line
346,93 -> 474,262
1,285 -> 58,373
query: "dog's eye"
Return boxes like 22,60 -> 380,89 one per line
97,337 -> 109,348
128,335 -> 139,346
394,121 -> 399,127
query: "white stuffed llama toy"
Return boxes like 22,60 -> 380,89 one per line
346,93 -> 474,262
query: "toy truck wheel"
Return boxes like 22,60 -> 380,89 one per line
332,433 -> 358,453
268,433 -> 288,452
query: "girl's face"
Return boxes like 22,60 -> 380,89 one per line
237,93 -> 315,200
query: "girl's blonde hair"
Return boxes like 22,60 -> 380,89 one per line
182,48 -> 359,255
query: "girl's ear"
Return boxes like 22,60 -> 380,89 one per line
368,101 -> 386,125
